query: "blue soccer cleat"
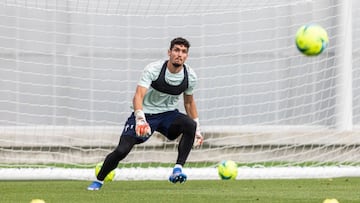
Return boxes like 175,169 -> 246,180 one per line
87,181 -> 103,191
169,168 -> 187,184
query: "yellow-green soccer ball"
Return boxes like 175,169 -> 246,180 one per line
295,24 -> 329,56
323,199 -> 340,203
30,199 -> 46,203
217,160 -> 238,180
95,162 -> 115,182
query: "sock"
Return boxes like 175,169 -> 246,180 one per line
174,164 -> 182,169
95,180 -> 104,184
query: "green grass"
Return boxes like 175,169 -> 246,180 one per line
2,178 -> 360,203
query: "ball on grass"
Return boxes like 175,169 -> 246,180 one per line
323,198 -> 339,203
217,160 -> 238,180
95,162 -> 115,182
30,199 -> 46,203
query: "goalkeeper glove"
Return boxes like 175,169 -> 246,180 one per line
134,110 -> 151,137
193,118 -> 204,148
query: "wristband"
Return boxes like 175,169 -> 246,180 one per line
193,118 -> 200,126
193,118 -> 201,132
134,110 -> 145,119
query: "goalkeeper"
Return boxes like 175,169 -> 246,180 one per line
87,37 -> 203,190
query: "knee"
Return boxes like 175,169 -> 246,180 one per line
114,146 -> 130,156
108,146 -> 131,161
184,118 -> 196,134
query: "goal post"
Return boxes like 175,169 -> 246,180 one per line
1,0 -> 360,180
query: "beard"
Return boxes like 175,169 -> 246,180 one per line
172,62 -> 182,68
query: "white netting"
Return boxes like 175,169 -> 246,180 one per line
0,0 -> 360,179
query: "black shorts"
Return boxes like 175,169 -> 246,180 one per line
121,109 -> 187,142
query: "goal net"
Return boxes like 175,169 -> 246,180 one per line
1,0 -> 360,180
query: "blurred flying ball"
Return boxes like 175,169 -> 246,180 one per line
95,162 -> 115,181
217,160 -> 238,180
323,199 -> 339,203
295,24 -> 329,56
30,199 -> 46,203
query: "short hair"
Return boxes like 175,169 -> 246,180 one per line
170,37 -> 190,50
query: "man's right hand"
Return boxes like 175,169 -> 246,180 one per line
135,119 -> 151,137
134,110 -> 151,137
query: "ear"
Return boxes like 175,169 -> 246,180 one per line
167,49 -> 171,56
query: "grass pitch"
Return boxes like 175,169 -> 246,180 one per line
1,178 -> 359,203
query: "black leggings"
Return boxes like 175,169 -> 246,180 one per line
97,113 -> 196,181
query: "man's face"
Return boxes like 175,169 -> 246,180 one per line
168,44 -> 188,68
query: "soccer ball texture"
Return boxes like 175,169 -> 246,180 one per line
295,24 -> 329,56
217,160 -> 238,180
95,162 -> 115,182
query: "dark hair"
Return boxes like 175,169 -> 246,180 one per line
170,37 -> 190,50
